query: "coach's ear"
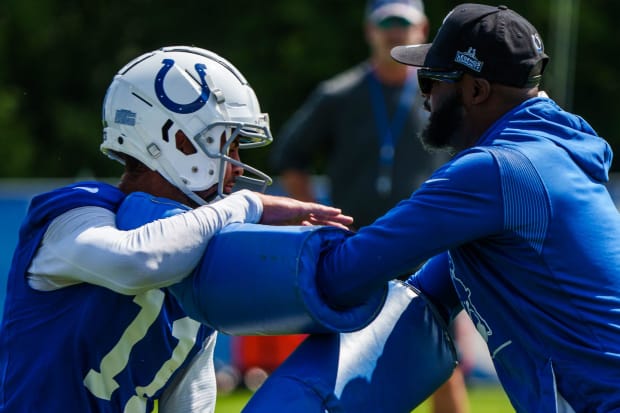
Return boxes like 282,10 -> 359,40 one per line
461,74 -> 492,106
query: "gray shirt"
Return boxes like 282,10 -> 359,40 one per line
271,62 -> 446,228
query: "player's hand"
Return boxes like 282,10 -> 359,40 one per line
255,193 -> 354,230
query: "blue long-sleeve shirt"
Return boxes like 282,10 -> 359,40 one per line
318,97 -> 620,412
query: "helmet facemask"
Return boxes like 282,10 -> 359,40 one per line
194,121 -> 273,202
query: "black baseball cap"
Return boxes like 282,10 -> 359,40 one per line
391,3 -> 549,87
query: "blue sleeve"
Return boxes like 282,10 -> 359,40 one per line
406,252 -> 462,323
317,149 -> 504,307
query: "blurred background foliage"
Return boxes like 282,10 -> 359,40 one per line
1,0 -> 618,179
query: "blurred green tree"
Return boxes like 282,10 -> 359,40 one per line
0,0 -> 618,178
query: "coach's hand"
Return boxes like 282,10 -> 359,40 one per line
255,193 -> 353,230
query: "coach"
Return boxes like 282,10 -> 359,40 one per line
314,4 -> 620,412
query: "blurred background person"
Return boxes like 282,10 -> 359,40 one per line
270,0 -> 445,229
269,0 -> 469,411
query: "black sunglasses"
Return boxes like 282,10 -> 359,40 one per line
417,69 -> 464,94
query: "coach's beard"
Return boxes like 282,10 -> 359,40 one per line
419,90 -> 466,154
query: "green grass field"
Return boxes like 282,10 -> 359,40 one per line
214,384 -> 513,412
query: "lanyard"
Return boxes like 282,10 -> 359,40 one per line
367,68 -> 418,196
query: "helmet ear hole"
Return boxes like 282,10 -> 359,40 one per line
175,130 -> 197,155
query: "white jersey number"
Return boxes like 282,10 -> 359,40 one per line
83,289 -> 201,412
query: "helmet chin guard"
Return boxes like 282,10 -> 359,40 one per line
101,46 -> 273,205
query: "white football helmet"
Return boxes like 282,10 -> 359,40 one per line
101,46 -> 273,205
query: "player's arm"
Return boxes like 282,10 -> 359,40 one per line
255,192 -> 352,229
28,190 -> 263,294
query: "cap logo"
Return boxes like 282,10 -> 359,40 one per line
454,47 -> 483,72
532,33 -> 543,53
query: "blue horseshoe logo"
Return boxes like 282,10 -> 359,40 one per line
155,58 -> 211,114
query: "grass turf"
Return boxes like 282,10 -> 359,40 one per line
214,383 -> 513,412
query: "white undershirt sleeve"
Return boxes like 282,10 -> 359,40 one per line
28,190 -> 263,294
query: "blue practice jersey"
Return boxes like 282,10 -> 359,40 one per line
319,97 -> 620,412
0,182 -> 212,412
